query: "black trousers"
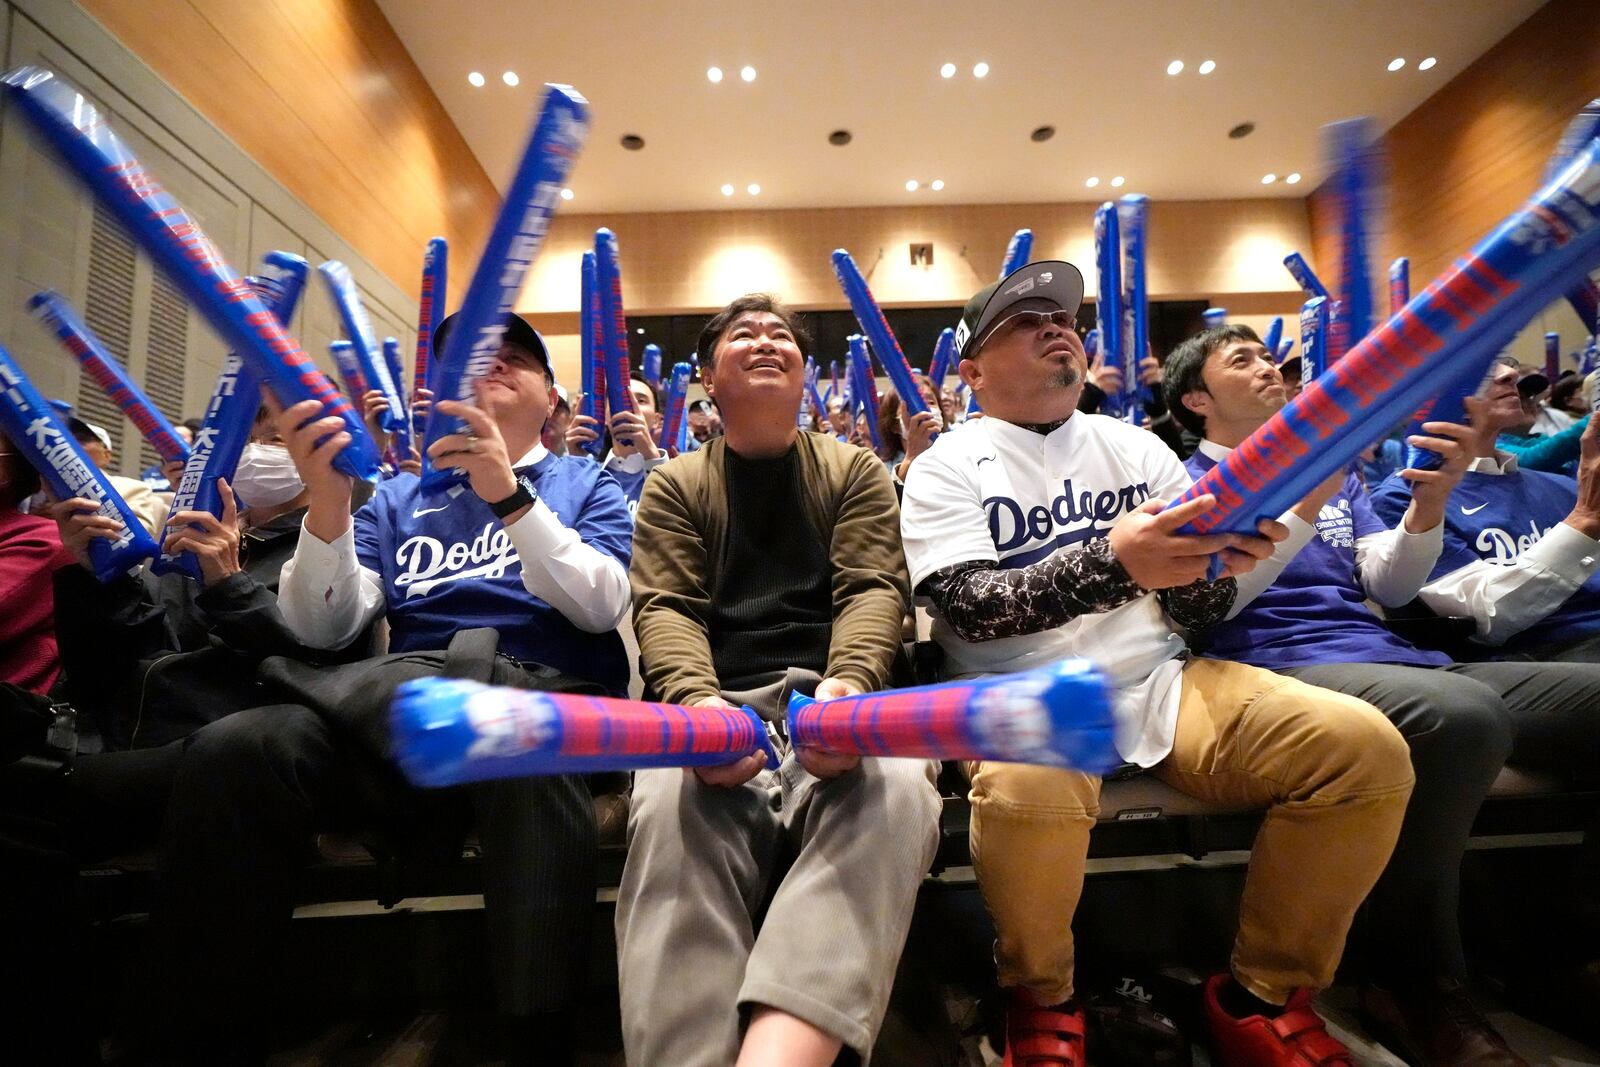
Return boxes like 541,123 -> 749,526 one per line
1282,659 -> 1600,984
155,702 -> 598,1047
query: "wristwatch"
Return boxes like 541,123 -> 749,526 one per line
489,473 -> 537,518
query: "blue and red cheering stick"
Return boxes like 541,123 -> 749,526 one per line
319,261 -> 409,458
1277,338 -> 1294,361
577,249 -> 605,456
832,249 -> 936,432
786,659 -> 1116,772
642,343 -> 662,390
803,357 -> 825,427
1546,332 -> 1562,382
1000,228 -> 1034,279
659,361 -> 691,457
412,237 -> 447,436
1327,118 -> 1379,358
1299,296 -> 1329,383
1117,194 -> 1151,422
1389,258 -> 1411,316
390,677 -> 780,788
30,290 -> 190,467
420,83 -> 589,492
383,337 -> 407,419
0,344 -> 157,580
1545,99 -> 1600,335
594,228 -> 640,446
1283,251 -> 1331,300
155,270 -> 302,579
1093,204 -> 1127,418
328,341 -> 369,402
1168,135 -> 1600,567
847,334 -> 883,451
1,67 -> 380,483
927,327 -> 956,392
1202,308 -> 1227,328
1262,316 -> 1284,358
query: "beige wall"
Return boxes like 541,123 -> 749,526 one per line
519,198 -> 1313,382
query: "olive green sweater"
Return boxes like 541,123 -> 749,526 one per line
630,432 -> 911,706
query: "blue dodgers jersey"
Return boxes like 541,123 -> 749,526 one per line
1186,452 -> 1446,670
354,452 -> 633,694
1370,467 -> 1600,654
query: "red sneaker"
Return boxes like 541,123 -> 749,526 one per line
1003,992 -> 1087,1067
1203,973 -> 1353,1067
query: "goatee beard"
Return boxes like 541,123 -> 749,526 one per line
1049,365 -> 1081,390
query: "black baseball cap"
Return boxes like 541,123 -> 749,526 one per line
432,311 -> 554,382
955,260 -> 1085,361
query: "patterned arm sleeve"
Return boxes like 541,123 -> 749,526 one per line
917,537 -> 1144,642
1156,578 -> 1238,632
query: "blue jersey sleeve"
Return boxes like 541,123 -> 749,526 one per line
352,491 -> 386,576
1348,475 -> 1387,540
575,467 -> 634,569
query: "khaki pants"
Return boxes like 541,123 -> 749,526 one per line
970,657 -> 1414,1005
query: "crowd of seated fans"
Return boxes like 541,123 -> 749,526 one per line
2,267 -> 1599,1067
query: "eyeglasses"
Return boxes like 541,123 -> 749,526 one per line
980,309 -> 1077,348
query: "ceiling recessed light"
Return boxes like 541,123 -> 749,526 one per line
740,65 -> 757,82
746,183 -> 760,195
707,66 -> 723,83
621,134 -> 645,150
1111,176 -> 1125,187
1387,57 -> 1406,71
721,183 -> 735,196
1262,173 -> 1278,184
828,129 -> 852,146
560,187 -> 573,200
1167,59 -> 1184,76
1285,172 -> 1302,185
1085,176 -> 1100,188
1418,56 -> 1437,70
940,62 -> 956,79
636,327 -> 645,334
1198,59 -> 1216,75
502,71 -> 519,87
973,62 -> 990,78
467,71 -> 485,87
1031,125 -> 1056,143
906,179 -> 920,192
931,179 -> 945,191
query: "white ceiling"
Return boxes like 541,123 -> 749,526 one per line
376,0 -> 1544,213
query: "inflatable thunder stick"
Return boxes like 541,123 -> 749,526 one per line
577,249 -> 605,456
1117,194 -> 1151,422
154,266 -> 308,579
383,337 -> 407,420
1328,118 -> 1379,359
0,67 -> 379,482
1262,317 -> 1284,359
1283,251 -> 1331,300
1389,258 -> 1411,316
412,237 -> 447,436
0,344 -> 157,580
318,261 -> 409,457
1000,228 -> 1034,279
927,327 -> 957,393
1546,332 -> 1562,382
847,334 -> 883,451
1170,137 -> 1600,570
786,658 -> 1116,771
659,362 -> 691,457
832,249 -> 936,430
1299,297 -> 1329,384
642,343 -> 662,390
329,341 -> 368,402
1545,99 -> 1600,335
594,228 -> 640,448
1276,338 -> 1294,361
420,83 -> 588,491
29,291 -> 190,466
1093,204 -> 1127,417
390,659 -> 1117,788
1202,308 -> 1228,328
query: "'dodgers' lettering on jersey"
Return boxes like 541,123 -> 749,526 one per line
986,479 -> 1151,553
396,522 -> 520,597
1475,520 -> 1551,563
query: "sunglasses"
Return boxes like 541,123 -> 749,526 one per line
980,309 -> 1078,348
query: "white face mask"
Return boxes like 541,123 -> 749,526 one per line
232,442 -> 305,509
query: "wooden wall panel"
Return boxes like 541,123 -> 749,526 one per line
1311,0 -> 1600,291
76,0 -> 497,306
